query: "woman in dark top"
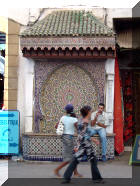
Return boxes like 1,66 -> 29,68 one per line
62,105 -> 104,184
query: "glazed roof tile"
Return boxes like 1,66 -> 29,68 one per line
21,10 -> 114,37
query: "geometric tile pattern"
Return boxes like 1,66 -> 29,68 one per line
34,59 -> 106,133
20,37 -> 115,51
39,64 -> 98,134
22,134 -> 114,161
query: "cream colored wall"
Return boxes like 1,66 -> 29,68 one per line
0,16 -> 35,135
0,17 -> 20,110
8,8 -> 42,26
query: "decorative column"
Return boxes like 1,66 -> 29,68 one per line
105,58 -> 115,134
24,58 -> 35,133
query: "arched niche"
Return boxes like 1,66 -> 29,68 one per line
39,64 -> 99,134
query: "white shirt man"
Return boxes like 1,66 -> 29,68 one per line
90,103 -> 110,162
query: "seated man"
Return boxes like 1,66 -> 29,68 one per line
90,103 -> 110,162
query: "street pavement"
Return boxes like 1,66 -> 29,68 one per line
0,160 -> 8,186
0,152 -> 132,185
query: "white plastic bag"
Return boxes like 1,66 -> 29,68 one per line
56,119 -> 64,135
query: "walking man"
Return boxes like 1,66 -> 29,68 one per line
90,103 -> 110,162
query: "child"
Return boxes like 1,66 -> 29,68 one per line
62,105 -> 104,184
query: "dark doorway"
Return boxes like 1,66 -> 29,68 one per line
114,16 -> 140,146
134,72 -> 140,134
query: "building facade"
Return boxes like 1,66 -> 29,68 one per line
1,7 -> 138,160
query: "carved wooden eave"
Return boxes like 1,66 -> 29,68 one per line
21,36 -> 116,58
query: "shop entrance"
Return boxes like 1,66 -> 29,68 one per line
134,72 -> 140,134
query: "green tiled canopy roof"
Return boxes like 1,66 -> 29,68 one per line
21,10 -> 114,37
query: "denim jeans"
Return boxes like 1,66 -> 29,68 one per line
90,128 -> 107,156
64,157 -> 102,181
